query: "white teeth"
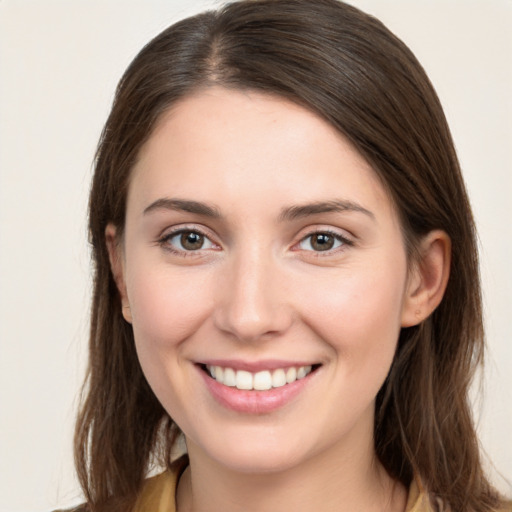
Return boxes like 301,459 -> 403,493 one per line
286,367 -> 297,383
297,365 -> 311,379
236,370 -> 253,390
223,367 -> 236,387
214,366 -> 224,383
272,368 -> 286,388
253,371 -> 272,390
206,364 -> 314,391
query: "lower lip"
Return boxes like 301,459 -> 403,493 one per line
199,366 -> 317,414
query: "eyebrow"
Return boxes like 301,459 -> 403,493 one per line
278,199 -> 375,222
143,198 -> 222,218
143,197 -> 374,222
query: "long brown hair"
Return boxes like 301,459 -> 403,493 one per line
75,0 -> 506,510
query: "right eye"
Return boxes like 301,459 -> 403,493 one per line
161,229 -> 216,253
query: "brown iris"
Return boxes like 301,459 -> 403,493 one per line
310,233 -> 335,251
180,231 -> 204,250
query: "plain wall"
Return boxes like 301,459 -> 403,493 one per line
0,1 -> 510,510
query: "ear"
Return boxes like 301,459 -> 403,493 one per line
401,230 -> 451,327
105,223 -> 132,323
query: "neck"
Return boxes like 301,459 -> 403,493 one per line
176,425 -> 407,512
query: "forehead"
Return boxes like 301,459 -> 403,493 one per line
129,87 -> 396,223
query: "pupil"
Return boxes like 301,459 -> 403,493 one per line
312,234 -> 334,251
181,232 -> 203,250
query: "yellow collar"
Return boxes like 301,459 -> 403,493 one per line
134,460 -> 431,512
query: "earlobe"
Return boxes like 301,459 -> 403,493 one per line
401,230 -> 451,327
105,224 -> 132,323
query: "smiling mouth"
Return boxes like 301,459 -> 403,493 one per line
200,364 -> 321,391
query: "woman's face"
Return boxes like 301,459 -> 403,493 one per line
113,87 -> 418,473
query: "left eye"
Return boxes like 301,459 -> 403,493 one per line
298,232 -> 344,252
167,230 -> 215,251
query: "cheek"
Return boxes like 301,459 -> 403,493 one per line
127,263 -> 214,350
301,260 -> 406,369
298,263 -> 407,434
125,263 -> 215,420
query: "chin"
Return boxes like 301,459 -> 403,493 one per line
187,425 -> 315,475
214,447 -> 308,475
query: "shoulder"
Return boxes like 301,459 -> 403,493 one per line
406,479 -> 449,512
52,456 -> 189,512
407,478 -> 512,512
133,455 -> 188,512
407,478 -> 433,512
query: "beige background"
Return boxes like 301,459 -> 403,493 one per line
0,1 -> 511,510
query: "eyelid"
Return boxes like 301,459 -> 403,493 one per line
157,224 -> 221,254
169,231 -> 215,250
292,227 -> 354,254
155,224 -> 354,256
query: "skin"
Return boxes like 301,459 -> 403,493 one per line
107,87 -> 450,512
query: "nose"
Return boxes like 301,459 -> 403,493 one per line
213,248 -> 293,342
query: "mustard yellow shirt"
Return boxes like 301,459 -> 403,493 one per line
59,464 -> 512,512
133,460 -> 432,512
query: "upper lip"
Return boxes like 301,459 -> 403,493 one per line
198,359 -> 319,372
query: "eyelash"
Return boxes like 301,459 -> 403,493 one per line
157,227 -> 217,257
295,229 -> 353,256
157,227 -> 353,257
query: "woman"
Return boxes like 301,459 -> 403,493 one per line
69,0 -> 510,511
